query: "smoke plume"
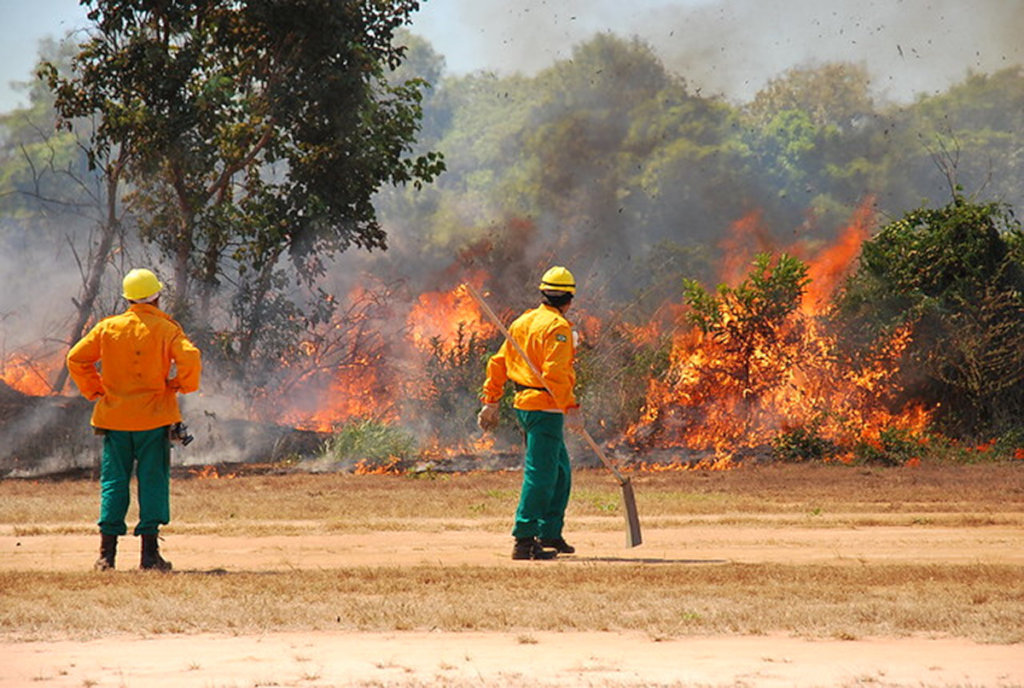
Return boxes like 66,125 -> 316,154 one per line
426,0 -> 1023,104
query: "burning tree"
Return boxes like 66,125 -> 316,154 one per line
630,252 -> 816,455
683,252 -> 810,408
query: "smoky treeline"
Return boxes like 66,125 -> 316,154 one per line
384,33 -> 1023,294
2,25 -> 1024,466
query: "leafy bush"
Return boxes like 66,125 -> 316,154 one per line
322,419 -> 417,470
771,423 -> 837,462
837,195 -> 1024,438
853,427 -> 921,466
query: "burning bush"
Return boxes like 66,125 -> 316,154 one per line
623,210 -> 934,466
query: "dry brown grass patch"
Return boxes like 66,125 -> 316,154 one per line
1,563 -> 1021,643
3,462 -> 1023,526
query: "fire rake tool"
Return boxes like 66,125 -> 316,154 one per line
464,283 -> 642,548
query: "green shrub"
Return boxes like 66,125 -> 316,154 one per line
771,424 -> 837,462
853,427 -> 920,466
836,195 -> 1024,438
421,324 -> 507,443
322,419 -> 417,470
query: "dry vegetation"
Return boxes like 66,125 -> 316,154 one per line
1,462 -> 1023,645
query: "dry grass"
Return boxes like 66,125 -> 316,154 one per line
2,563 -> 1022,644
1,461 -> 1023,644
4,462 -> 1023,528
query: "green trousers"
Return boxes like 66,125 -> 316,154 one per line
98,427 -> 171,536
512,410 -> 572,539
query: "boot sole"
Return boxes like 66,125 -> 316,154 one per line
512,549 -> 558,561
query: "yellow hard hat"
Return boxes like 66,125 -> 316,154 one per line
538,266 -> 576,294
122,268 -> 163,301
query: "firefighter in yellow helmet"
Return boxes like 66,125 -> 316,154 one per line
67,268 -> 202,571
478,266 -> 583,560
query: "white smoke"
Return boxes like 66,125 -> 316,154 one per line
412,0 -> 1024,104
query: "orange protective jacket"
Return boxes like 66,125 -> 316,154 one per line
481,304 -> 577,412
67,303 -> 202,431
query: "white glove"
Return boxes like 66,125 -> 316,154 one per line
477,403 -> 500,432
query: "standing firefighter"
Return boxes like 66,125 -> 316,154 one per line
67,268 -> 202,571
478,266 -> 583,560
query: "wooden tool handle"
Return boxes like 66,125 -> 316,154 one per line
464,282 -> 628,485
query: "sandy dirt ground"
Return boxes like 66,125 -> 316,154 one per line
6,629 -> 1023,688
3,524 -> 1024,687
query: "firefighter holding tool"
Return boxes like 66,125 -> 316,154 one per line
478,266 -> 583,560
67,268 -> 202,572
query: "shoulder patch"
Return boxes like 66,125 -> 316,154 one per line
555,333 -> 568,343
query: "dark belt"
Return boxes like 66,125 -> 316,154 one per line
514,382 -> 546,393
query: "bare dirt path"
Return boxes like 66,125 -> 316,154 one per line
6,629 -> 1023,688
4,522 -> 1024,571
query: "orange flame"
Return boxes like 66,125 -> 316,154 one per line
273,274 -> 499,437
801,199 -> 874,315
352,456 -> 404,475
419,432 -> 497,463
625,202 -> 933,461
281,360 -> 394,432
1,353 -> 58,396
188,465 -> 236,479
406,273 -> 496,353
718,210 -> 773,285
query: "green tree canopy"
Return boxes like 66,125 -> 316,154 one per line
747,63 -> 875,131
40,0 -> 444,380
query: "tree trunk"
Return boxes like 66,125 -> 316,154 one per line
172,234 -> 191,320
52,164 -> 123,394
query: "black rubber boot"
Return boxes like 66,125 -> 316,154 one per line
140,534 -> 173,572
512,537 -> 558,560
539,537 -> 575,554
94,534 -> 118,571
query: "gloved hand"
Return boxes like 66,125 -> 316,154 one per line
477,403 -> 500,432
564,407 -> 584,434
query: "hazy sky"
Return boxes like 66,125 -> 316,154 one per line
1,0 -> 1022,112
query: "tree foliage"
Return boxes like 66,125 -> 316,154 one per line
683,253 -> 810,398
40,0 -> 444,380
0,38 -> 136,394
838,195 -> 1024,436
747,63 -> 875,131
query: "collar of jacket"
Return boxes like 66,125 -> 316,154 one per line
128,302 -> 171,320
539,302 -> 572,324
